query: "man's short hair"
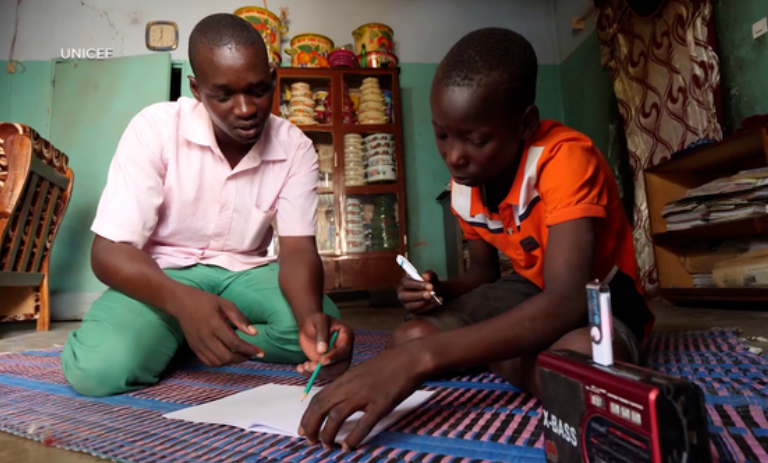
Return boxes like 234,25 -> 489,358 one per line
188,13 -> 267,75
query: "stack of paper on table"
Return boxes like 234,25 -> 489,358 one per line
163,383 -> 435,445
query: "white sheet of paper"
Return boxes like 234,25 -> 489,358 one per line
163,383 -> 434,445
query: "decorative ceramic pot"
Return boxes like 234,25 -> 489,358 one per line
285,33 -> 334,68
360,50 -> 398,68
234,7 -> 288,55
351,23 -> 394,56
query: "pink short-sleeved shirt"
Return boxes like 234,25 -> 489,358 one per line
91,96 -> 318,271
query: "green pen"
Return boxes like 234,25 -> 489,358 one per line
300,330 -> 339,402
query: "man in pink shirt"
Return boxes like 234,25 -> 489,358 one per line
61,13 -> 353,397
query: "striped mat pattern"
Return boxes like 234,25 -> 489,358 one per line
0,328 -> 765,462
644,329 -> 768,462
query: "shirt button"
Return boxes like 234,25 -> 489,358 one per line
506,228 -> 514,234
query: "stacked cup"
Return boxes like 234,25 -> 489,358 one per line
288,82 -> 316,126
344,133 -> 366,186
357,77 -> 389,125
345,198 -> 366,253
364,133 -> 396,183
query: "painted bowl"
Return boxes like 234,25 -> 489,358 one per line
285,33 -> 334,68
346,227 -> 365,238
360,93 -> 385,104
328,49 -> 359,68
363,133 -> 394,144
346,238 -> 366,253
289,96 -> 315,107
291,90 -> 313,99
367,154 -> 395,167
289,106 -> 315,119
290,82 -> 311,92
360,51 -> 399,68
359,100 -> 385,113
366,139 -> 395,150
367,165 -> 397,182
288,115 -> 317,125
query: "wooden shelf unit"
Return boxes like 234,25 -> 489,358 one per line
653,216 -> 768,248
644,124 -> 768,305
271,67 -> 408,293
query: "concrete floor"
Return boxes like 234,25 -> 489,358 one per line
2,299 -> 768,462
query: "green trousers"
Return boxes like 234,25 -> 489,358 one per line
61,263 -> 340,397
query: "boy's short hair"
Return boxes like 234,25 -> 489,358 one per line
435,27 -> 538,115
188,13 -> 267,75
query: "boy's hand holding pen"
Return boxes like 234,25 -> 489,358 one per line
396,255 -> 444,313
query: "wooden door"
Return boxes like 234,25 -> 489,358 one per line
47,54 -> 172,304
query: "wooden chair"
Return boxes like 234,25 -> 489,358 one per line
0,123 -> 74,331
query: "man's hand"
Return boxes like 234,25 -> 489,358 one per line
397,270 -> 442,313
277,236 -> 352,379
170,287 -> 264,367
299,342 -> 430,450
296,313 -> 354,380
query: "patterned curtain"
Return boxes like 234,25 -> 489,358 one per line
596,0 -> 723,296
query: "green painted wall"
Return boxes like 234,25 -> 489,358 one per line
537,65 -> 566,123
713,0 -> 768,135
560,33 -> 616,159
47,55 -> 172,297
0,61 -> 53,138
180,59 -> 194,98
398,64 -> 447,275
559,32 -> 635,220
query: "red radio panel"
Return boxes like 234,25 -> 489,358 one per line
538,349 -> 711,463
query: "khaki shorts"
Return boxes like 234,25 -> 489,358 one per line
404,272 -> 641,364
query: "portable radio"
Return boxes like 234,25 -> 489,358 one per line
537,275 -> 712,463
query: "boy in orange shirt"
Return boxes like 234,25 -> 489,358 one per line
299,27 -> 655,450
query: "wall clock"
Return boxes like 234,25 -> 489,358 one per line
146,20 -> 179,51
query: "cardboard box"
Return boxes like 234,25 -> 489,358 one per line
712,248 -> 768,288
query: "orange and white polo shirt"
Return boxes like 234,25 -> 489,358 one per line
450,120 -> 654,340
